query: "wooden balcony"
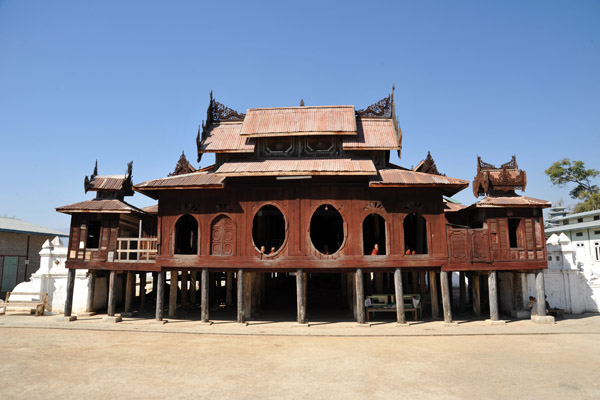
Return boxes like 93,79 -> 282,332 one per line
115,238 -> 157,263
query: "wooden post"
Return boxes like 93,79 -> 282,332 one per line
181,270 -> 188,309
226,272 -> 233,306
473,273 -> 481,317
394,268 -> 406,324
201,268 -> 209,322
419,271 -> 427,302
296,269 -> 306,323
488,271 -> 499,321
244,272 -> 253,319
237,269 -> 244,323
355,268 -> 365,324
467,273 -> 473,305
155,271 -> 164,321
169,271 -> 177,318
107,270 -> 117,317
85,271 -> 95,313
139,272 -> 146,312
440,271 -> 452,323
429,271 -> 439,319
190,271 -> 197,306
535,270 -> 547,317
125,271 -> 134,313
411,271 -> 418,294
459,272 -> 466,312
64,268 -> 76,317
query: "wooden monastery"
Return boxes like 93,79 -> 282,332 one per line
57,90 -> 552,324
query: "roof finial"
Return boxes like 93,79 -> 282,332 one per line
300,99 -> 305,107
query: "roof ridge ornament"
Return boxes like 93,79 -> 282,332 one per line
84,160 -> 98,193
356,86 -> 402,158
473,155 -> 527,198
169,151 -> 197,176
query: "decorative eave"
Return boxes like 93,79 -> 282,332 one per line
84,160 -> 134,198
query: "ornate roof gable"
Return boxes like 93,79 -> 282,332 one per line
169,151 -> 197,176
472,155 -> 527,197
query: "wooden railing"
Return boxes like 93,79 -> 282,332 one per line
115,238 -> 157,262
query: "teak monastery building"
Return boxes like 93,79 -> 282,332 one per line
57,90 -> 552,323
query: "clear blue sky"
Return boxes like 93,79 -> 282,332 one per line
1,0 -> 598,233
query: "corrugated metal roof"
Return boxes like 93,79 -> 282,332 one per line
87,175 -> 126,191
545,220 -> 600,234
56,199 -> 145,214
142,204 -> 158,214
343,118 -> 400,150
549,208 -> 600,222
215,158 -> 377,176
240,106 -> 357,137
135,171 -> 226,189
0,217 -> 67,236
370,169 -> 469,187
473,195 -> 551,208
199,122 -> 254,153
444,201 -> 466,212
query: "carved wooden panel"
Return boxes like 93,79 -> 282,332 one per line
448,229 -> 469,262
470,230 -> 490,262
211,215 -> 234,256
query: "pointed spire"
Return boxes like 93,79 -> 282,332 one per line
300,99 -> 305,106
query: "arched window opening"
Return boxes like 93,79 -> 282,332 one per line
252,205 -> 286,254
363,214 -> 386,255
174,215 -> 198,255
404,213 -> 428,255
310,204 -> 344,255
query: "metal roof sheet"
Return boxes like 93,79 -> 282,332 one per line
549,209 -> 600,222
56,199 -> 145,214
199,122 -> 254,153
135,171 -> 226,189
142,204 -> 158,214
240,106 -> 357,137
0,217 -> 67,236
87,175 -> 126,191
545,220 -> 600,234
473,195 -> 551,208
343,118 -> 400,150
370,168 -> 469,187
215,158 -> 377,177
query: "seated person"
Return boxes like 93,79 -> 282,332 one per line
371,243 -> 380,255
527,296 -> 538,316
269,246 -> 276,255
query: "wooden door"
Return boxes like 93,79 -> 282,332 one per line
211,215 -> 234,256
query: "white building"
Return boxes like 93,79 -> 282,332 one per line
543,208 -> 600,313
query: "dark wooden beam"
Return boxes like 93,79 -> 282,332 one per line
64,268 -> 76,317
155,271 -> 164,321
107,270 -> 116,317
488,271 -> 499,321
440,271 -> 452,323
394,268 -> 406,324
473,273 -> 481,317
296,269 -> 306,324
201,268 -> 209,322
355,268 -> 365,324
429,271 -> 439,319
237,269 -> 244,323
85,271 -> 95,313
169,271 -> 177,318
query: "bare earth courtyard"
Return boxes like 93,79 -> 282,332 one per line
1,315 -> 600,400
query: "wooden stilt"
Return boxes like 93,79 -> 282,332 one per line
190,271 -> 197,307
429,271 -> 439,319
411,271 -> 418,294
466,273 -> 473,305
168,271 -> 177,318
296,269 -> 306,323
419,271 -> 427,302
107,270 -> 117,317
139,272 -> 146,312
125,271 -> 134,313
226,272 -> 233,306
440,271 -> 452,323
85,271 -> 95,313
155,271 -> 164,321
535,270 -> 547,317
181,270 -> 188,309
355,268 -> 365,324
394,268 -> 406,324
64,268 -> 76,317
201,268 -> 209,322
473,273 -> 481,317
488,271 -> 499,320
237,269 -> 244,323
244,272 -> 253,319
459,271 -> 466,312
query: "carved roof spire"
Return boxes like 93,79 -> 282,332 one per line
473,155 -> 527,197
414,151 -> 444,176
300,99 -> 305,106
169,151 -> 197,176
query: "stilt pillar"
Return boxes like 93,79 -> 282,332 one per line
107,270 -> 117,317
139,272 -> 146,312
355,268 -> 365,324
85,271 -> 95,313
237,269 -> 245,323
125,271 -> 134,313
64,268 -> 76,317
226,272 -> 233,306
201,268 -> 209,322
296,268 -> 307,324
535,270 -> 547,317
459,272 -> 466,312
155,271 -> 164,321
440,271 -> 453,323
169,271 -> 177,317
190,271 -> 197,306
244,272 -> 253,319
181,270 -> 188,309
429,271 -> 439,319
394,268 -> 406,324
473,273 -> 481,317
488,271 -> 499,321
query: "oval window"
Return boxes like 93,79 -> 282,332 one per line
252,205 -> 286,255
310,204 -> 344,255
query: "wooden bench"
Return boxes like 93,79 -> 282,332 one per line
365,294 -> 422,322
1,292 -> 48,317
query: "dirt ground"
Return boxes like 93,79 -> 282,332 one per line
1,325 -> 599,400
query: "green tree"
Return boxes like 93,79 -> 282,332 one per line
545,159 -> 599,212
